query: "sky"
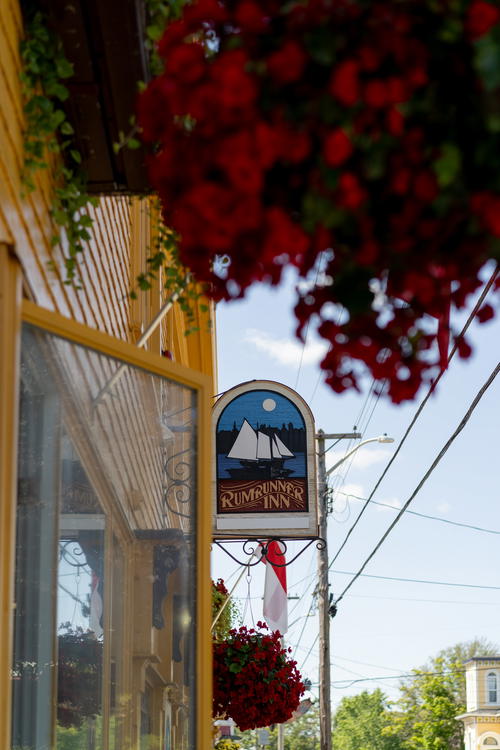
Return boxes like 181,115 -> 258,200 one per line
211,262 -> 500,712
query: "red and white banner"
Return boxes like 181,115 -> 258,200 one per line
262,541 -> 288,635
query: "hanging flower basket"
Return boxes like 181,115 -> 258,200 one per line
213,622 -> 305,731
138,0 -> 500,402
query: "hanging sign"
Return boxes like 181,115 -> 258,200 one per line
212,381 -> 317,538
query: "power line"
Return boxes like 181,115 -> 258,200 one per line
336,490 -> 500,535
334,359 -> 500,605
346,593 -> 500,606
331,569 -> 500,591
330,664 -> 500,688
328,266 -> 498,568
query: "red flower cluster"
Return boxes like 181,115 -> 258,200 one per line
138,0 -> 500,403
213,578 -> 229,596
213,622 -> 305,730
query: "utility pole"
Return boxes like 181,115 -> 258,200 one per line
316,430 -> 360,750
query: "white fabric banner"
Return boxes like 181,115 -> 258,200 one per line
262,540 -> 288,634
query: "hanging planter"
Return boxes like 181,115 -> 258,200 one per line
213,622 -> 304,731
138,0 -> 500,403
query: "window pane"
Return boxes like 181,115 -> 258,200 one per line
57,435 -> 105,747
488,673 -> 497,703
12,323 -> 198,750
12,368 -> 61,750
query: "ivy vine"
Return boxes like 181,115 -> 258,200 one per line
20,10 -> 98,284
20,3 -> 208,330
132,200 -> 210,335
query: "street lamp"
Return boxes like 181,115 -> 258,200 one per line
326,435 -> 395,477
316,432 -> 394,750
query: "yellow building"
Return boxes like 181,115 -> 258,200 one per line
457,658 -> 500,750
1,2 -> 215,748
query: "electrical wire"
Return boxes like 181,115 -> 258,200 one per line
334,359 -> 500,604
328,265 -> 498,569
331,663 -> 500,688
336,490 -> 500,535
331,568 -> 500,591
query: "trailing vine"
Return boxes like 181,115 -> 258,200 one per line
130,0 -> 210,331
211,579 -> 239,642
20,10 -> 97,284
131,199 -> 210,335
20,3 -> 210,329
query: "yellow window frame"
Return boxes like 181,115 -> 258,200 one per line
5,293 -> 213,750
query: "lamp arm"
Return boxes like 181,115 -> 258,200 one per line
325,437 -> 379,477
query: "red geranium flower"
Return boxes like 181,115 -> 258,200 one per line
267,40 -> 307,83
329,59 -> 360,106
466,0 -> 500,40
323,128 -> 353,167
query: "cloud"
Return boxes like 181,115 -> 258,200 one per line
436,501 -> 451,515
243,328 -> 328,367
326,447 -> 393,474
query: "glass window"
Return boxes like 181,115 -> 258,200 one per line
57,434 -> 105,747
488,672 -> 498,703
12,322 -> 199,750
109,534 -> 126,750
12,366 -> 61,750
483,738 -> 498,746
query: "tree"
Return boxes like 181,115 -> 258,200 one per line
385,638 -> 499,750
332,689 -> 402,750
237,702 -> 320,750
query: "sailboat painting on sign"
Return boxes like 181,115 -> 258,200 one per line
225,418 -> 297,480
213,382 -> 317,535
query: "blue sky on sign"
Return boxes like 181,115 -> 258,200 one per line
211,263 -> 500,710
217,389 -> 305,432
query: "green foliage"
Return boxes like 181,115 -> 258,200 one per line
132,200 -> 209,335
385,638 -> 499,750
211,579 -> 239,642
237,702 -> 320,750
332,689 -> 402,750
20,11 -> 98,284
215,740 -> 241,750
144,0 -> 188,75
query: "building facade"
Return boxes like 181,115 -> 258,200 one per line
0,2 -> 215,748
457,658 -> 500,750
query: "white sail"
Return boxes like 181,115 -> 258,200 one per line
274,433 -> 295,458
257,431 -> 272,459
271,436 -> 282,458
226,420 -> 295,463
226,419 -> 258,460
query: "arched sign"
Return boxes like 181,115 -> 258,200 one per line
212,381 -> 318,538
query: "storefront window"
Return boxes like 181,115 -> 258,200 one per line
11,322 -> 200,750
57,434 -> 105,747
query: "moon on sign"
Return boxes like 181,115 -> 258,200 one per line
262,398 -> 276,412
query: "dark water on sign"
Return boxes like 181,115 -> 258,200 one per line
217,452 -> 306,479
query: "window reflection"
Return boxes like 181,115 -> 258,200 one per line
57,437 -> 105,748
12,324 -> 199,750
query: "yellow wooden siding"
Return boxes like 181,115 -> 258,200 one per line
1,0 -> 216,385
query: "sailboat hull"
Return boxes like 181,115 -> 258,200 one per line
226,459 -> 294,479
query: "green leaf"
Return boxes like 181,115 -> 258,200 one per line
474,35 -> 500,91
60,121 -> 74,135
70,149 -> 82,164
433,143 -> 462,188
56,58 -> 74,79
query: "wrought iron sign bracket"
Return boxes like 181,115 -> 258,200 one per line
212,536 -> 326,568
